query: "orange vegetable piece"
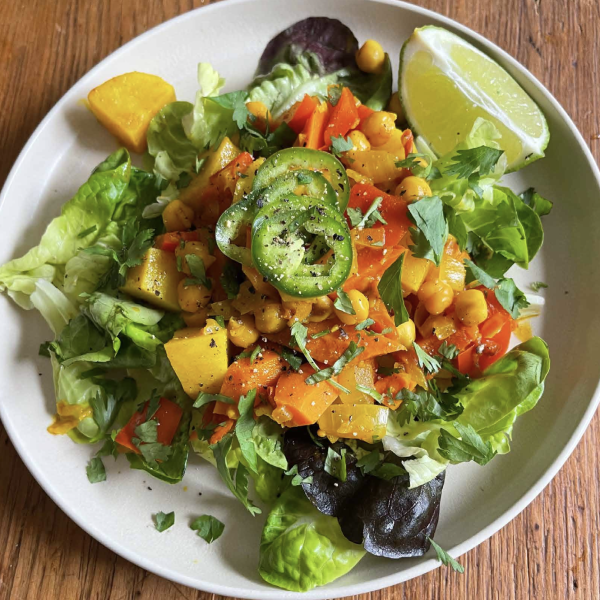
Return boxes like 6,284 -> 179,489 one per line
273,366 -> 338,427
209,418 -> 235,445
286,94 -> 319,134
357,104 -> 375,122
297,101 -> 330,149
115,397 -> 183,454
219,349 -> 288,402
323,87 -> 360,146
375,373 -> 415,410
348,183 -> 412,247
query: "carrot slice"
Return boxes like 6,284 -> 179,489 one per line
323,87 -> 360,146
286,94 -> 319,134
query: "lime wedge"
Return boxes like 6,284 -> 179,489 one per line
399,26 -> 549,172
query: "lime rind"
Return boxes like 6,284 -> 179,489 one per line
399,25 -> 550,172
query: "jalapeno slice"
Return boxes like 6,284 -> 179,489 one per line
252,148 -> 350,212
251,201 -> 353,297
216,170 -> 338,266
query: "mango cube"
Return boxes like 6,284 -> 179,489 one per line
88,72 -> 176,153
179,137 -> 241,211
164,320 -> 229,398
121,248 -> 182,312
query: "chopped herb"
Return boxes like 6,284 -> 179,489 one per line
154,511 -> 175,532
530,281 -> 548,292
210,90 -> 250,128
194,156 -> 207,174
305,341 -> 363,388
249,345 -> 263,364
357,197 -> 387,229
138,442 -> 172,467
372,462 -> 405,480
280,347 -> 303,371
191,515 -> 225,543
356,384 -> 383,403
235,389 -> 258,473
177,172 -> 192,189
377,366 -> 400,376
427,538 -> 465,573
413,342 -> 441,374
146,391 -> 161,421
407,195 -> 448,266
437,341 -> 459,360
39,341 -> 51,357
355,318 -> 375,331
438,422 -> 496,466
395,153 -> 432,178
311,329 -> 331,339
324,447 -> 347,482
333,288 -> 355,315
285,464 -> 314,486
184,254 -> 211,289
356,449 -> 380,474
86,457 -> 106,483
193,392 -> 235,409
134,420 -> 158,443
214,315 -> 225,328
378,253 -> 409,326
444,146 -> 504,180
330,134 -> 354,157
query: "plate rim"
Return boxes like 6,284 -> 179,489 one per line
1,0 -> 599,597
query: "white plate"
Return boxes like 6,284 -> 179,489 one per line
1,0 -> 599,598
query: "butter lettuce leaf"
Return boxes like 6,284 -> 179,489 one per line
259,485 -> 366,592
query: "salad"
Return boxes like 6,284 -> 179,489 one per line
0,17 -> 552,593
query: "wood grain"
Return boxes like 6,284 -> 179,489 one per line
0,0 -> 599,598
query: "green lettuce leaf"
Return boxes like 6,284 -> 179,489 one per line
259,486 -> 366,592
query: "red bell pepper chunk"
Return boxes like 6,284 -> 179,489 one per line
323,87 -> 360,146
286,94 -> 319,134
115,397 -> 183,454
155,230 -> 200,252
357,104 -> 375,122
348,183 -> 412,247
478,322 -> 512,371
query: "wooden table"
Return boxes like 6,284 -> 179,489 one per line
1,1 -> 599,598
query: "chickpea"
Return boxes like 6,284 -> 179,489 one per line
334,290 -> 369,325
359,111 -> 397,146
162,199 -> 194,232
395,176 -> 432,201
228,314 -> 260,348
356,40 -> 386,74
254,303 -> 288,334
417,280 -> 454,315
455,289 -> 488,326
183,308 -> 208,328
177,279 -> 211,312
308,295 -> 334,323
175,241 -> 216,273
347,130 -> 371,152
246,101 -> 271,132
396,319 -> 416,348
386,93 -> 405,123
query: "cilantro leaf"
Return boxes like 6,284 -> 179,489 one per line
346,206 -> 364,227
530,281 -> 548,292
210,90 -> 250,128
378,252 -> 409,326
134,420 -> 158,443
280,347 -> 303,371
333,289 -> 355,315
356,197 -> 387,229
311,329 -> 331,339
285,464 -> 314,486
438,422 -> 496,466
86,457 -> 106,483
220,261 -> 243,299
355,318 -> 375,331
437,341 -> 459,360
327,84 -> 343,106
324,447 -> 347,482
305,341 -> 364,387
464,259 -> 529,318
395,153 -> 432,179
177,172 -> 192,190
407,195 -> 448,266
330,134 -> 354,157
395,388 -> 447,424
96,437 -> 119,460
146,391 -> 161,421
427,537 -> 465,573
193,392 -> 235,409
444,146 -> 504,179
191,515 -> 225,543
413,342 -> 441,374
355,449 -> 380,474
236,389 -> 258,473
184,254 -> 211,288
371,462 -> 406,481
138,442 -> 172,467
356,384 -> 383,403
154,511 -> 175,532
249,345 -> 262,364
211,433 -> 261,515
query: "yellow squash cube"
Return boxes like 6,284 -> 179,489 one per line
121,247 -> 182,312
88,72 -> 176,153
164,320 -> 228,398
179,137 -> 241,211
318,404 -> 389,443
